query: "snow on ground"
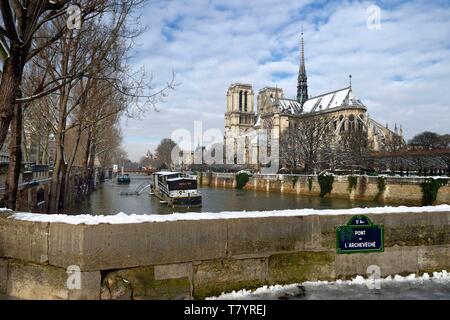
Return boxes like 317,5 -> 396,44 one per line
209,271 -> 450,300
6,204 -> 450,225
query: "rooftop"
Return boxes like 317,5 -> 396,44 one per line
302,87 -> 366,113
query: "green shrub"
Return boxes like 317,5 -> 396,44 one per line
307,176 -> 313,192
235,172 -> 251,189
377,176 -> 386,193
348,176 -> 358,192
421,178 -> 448,206
318,172 -> 334,197
374,176 -> 386,202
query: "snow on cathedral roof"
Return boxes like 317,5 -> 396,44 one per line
302,87 -> 366,113
270,97 -> 303,115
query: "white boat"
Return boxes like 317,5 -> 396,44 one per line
151,171 -> 202,208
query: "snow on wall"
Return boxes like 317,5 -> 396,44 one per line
209,270 -> 450,300
5,204 -> 450,225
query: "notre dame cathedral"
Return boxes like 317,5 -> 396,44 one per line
223,32 -> 404,172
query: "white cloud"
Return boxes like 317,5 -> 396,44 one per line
121,0 -> 450,161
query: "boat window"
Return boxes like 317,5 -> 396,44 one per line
168,179 -> 198,191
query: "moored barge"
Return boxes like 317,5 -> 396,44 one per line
151,171 -> 202,208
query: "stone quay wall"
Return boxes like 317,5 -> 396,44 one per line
0,209 -> 449,300
199,173 -> 450,206
0,168 -> 103,214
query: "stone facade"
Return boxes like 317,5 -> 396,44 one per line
0,208 -> 449,300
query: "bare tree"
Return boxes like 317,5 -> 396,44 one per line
279,126 -> 303,173
293,115 -> 332,174
1,1 -> 176,211
155,138 -> 178,170
334,129 -> 369,171
409,131 -> 442,149
0,0 -> 113,151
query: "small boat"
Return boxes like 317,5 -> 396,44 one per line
151,171 -> 202,208
117,173 -> 131,184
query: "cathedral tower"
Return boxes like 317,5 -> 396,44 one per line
225,83 -> 255,128
297,29 -> 308,106
224,84 -> 256,165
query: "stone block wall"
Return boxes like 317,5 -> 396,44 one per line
0,209 -> 449,300
200,173 -> 450,206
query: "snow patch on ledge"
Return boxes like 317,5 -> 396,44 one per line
209,270 -> 450,300
6,204 -> 450,225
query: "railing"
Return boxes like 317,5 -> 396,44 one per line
0,178 -> 51,192
134,181 -> 152,195
158,181 -> 170,195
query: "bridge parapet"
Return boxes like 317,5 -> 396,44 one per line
0,206 -> 449,299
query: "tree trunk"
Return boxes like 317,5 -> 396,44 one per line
48,135 -> 63,213
0,53 -> 23,152
64,124 -> 83,205
58,160 -> 68,210
88,138 -> 97,191
42,128 -> 50,165
82,128 -> 93,191
2,103 -> 23,210
48,91 -> 70,213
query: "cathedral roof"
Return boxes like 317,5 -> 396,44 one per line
270,97 -> 303,115
302,87 -> 366,113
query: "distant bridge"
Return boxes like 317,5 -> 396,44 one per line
113,168 -> 157,175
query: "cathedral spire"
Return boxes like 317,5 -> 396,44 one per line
297,26 -> 308,106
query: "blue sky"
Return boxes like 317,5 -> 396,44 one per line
122,0 -> 450,161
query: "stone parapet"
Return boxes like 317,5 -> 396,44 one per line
0,209 -> 449,299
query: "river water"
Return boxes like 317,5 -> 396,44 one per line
68,174 -> 384,215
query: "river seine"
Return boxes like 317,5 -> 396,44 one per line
67,174 -> 384,215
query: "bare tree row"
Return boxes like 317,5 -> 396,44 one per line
0,1 -> 175,212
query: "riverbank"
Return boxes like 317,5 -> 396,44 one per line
198,173 -> 450,206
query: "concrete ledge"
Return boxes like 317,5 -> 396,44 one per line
0,259 -> 7,294
226,216 -> 322,256
6,260 -> 100,300
0,215 -> 49,264
154,263 -> 193,281
1,209 -> 449,299
268,251 -> 336,284
335,246 -> 419,278
382,212 -> 449,246
2,211 -> 449,272
101,266 -> 191,300
49,220 -> 228,271
417,245 -> 450,273
193,258 -> 268,299
319,212 -> 450,249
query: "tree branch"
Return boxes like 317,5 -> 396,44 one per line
0,0 -> 22,43
45,0 -> 70,11
15,72 -> 85,104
